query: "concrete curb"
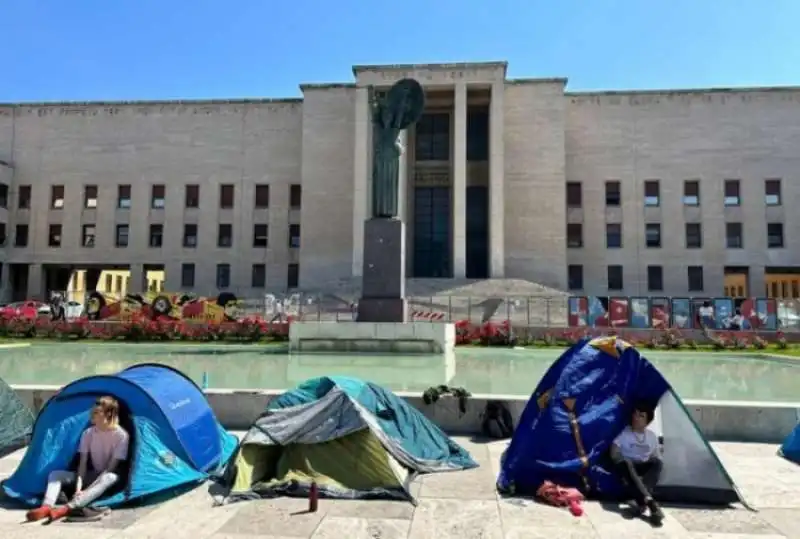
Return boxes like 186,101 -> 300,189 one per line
10,384 -> 799,444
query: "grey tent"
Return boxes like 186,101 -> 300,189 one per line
0,377 -> 34,457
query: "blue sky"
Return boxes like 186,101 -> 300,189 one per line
5,0 -> 798,102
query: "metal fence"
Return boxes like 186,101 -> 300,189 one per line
43,290 -> 800,331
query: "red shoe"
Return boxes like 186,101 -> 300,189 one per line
25,505 -> 52,522
48,506 -> 69,522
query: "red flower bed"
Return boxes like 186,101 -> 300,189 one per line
0,314 -> 291,343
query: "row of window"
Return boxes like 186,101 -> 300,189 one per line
0,222 -> 301,249
566,178 -> 783,208
181,262 -> 299,290
567,265 -> 706,292
0,183 -> 302,211
566,222 -> 785,249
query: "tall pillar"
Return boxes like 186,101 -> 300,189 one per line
27,263 -> 43,300
489,82 -> 505,277
352,87 -> 370,277
0,262 -> 9,303
397,129 -> 408,222
129,263 -> 145,294
452,83 -> 468,278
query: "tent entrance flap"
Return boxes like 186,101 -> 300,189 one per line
238,428 -> 409,497
650,391 -> 742,505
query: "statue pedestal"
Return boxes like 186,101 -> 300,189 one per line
357,218 -> 407,323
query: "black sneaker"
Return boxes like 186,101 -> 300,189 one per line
647,500 -> 664,526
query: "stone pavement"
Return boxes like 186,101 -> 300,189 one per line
1,437 -> 799,538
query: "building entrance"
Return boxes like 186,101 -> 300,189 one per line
413,186 -> 451,278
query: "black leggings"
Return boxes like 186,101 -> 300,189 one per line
615,459 -> 662,504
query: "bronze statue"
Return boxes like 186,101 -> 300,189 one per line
369,78 -> 425,219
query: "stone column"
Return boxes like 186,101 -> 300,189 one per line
128,263 -> 145,294
27,263 -> 43,300
397,129 -> 408,221
489,82 -> 505,277
0,261 -> 10,303
452,82 -> 468,279
352,87 -> 370,277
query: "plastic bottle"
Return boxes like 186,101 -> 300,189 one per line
201,372 -> 209,390
309,481 -> 319,512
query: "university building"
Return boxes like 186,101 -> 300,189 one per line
0,61 -> 799,302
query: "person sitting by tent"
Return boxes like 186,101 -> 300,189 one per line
26,396 -> 130,523
610,404 -> 665,525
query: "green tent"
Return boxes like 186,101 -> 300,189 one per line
222,376 -> 477,502
0,376 -> 34,457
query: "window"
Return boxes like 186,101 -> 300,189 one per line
688,266 -> 704,292
0,223 -> 5,246
724,179 -> 740,206
647,266 -> 663,292
289,224 -> 300,248
287,263 -> 299,289
644,180 -> 660,207
149,224 -> 163,247
183,224 -> 198,248
105,274 -> 113,291
51,185 -> 65,209
181,263 -> 195,288
81,224 -> 96,247
606,223 -> 622,248
685,223 -> 702,248
607,265 -> 623,291
414,113 -> 450,161
0,183 -> 7,208
566,182 -> 582,208
185,185 -> 199,208
253,224 -> 268,247
726,222 -> 743,248
765,179 -> 781,206
767,223 -> 784,248
255,184 -> 270,208
48,224 -> 62,247
251,264 -> 266,288
218,224 -> 233,247
151,185 -> 165,209
220,184 -> 235,209
465,110 -> 489,161
14,224 -> 28,247
115,225 -> 129,247
645,223 -> 661,248
216,264 -> 231,289
566,223 -> 583,248
567,265 -> 583,290
683,180 -> 700,206
605,181 -> 621,206
84,185 -> 98,208
18,185 -> 31,209
118,185 -> 131,209
290,184 -> 302,209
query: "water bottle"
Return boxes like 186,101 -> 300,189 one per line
201,371 -> 209,390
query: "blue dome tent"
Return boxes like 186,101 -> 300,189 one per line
779,425 -> 800,464
1,364 -> 238,507
498,337 -> 743,505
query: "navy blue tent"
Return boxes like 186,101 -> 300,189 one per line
1,364 -> 238,507
498,337 -> 742,505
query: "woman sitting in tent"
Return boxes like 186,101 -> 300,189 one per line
26,396 -> 130,523
610,404 -> 665,524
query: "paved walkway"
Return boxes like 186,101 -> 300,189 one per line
1,437 -> 798,538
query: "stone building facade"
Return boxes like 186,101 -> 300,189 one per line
0,61 -> 799,301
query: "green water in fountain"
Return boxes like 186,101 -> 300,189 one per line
0,343 -> 797,402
